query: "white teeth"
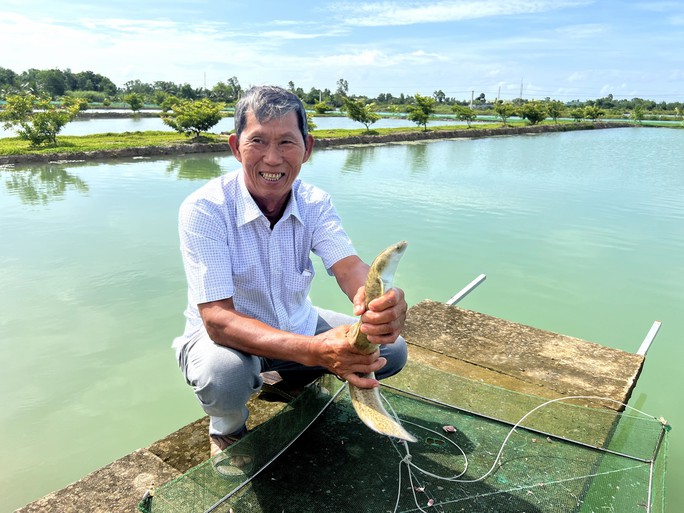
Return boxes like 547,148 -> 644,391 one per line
260,172 -> 283,182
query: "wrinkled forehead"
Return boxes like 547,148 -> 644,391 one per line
244,110 -> 299,130
242,110 -> 305,143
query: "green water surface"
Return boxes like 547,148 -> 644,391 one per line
0,127 -> 682,511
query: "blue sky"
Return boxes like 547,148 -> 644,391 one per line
1,0 -> 683,102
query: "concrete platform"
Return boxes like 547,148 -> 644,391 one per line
15,300 -> 645,512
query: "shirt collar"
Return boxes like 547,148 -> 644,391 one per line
235,169 -> 303,226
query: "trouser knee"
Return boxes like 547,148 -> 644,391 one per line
377,335 -> 408,379
178,331 -> 262,435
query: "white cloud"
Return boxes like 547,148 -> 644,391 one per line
567,72 -> 587,82
258,29 -> 343,40
555,23 -> 607,38
314,47 -> 448,69
331,0 -> 590,27
0,12 -> 249,86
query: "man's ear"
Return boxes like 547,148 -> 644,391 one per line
228,133 -> 242,162
303,134 -> 315,163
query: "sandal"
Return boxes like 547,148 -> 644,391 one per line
210,428 -> 254,477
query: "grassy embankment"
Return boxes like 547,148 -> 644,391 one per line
3,117 -> 679,158
0,131 -> 224,156
0,119 -> 577,157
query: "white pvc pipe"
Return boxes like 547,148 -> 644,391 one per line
637,320 -> 662,356
446,273 -> 487,305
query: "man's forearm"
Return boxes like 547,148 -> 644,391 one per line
199,299 -> 317,366
331,255 -> 370,304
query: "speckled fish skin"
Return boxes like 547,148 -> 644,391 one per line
348,241 -> 417,443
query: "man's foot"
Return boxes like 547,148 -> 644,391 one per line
258,371 -> 311,403
210,427 -> 253,477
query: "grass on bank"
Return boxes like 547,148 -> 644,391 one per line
311,120 -> 531,138
0,123 -> 510,156
1,119 -> 676,157
0,131 -> 226,156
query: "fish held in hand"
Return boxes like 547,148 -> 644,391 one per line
347,241 -> 416,443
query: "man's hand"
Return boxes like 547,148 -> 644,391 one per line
311,325 -> 387,388
352,286 -> 407,345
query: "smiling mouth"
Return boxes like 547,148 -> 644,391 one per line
260,172 -> 285,182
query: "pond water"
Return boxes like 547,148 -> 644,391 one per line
0,127 -> 682,511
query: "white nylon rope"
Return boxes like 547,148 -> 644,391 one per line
381,392 -> 666,513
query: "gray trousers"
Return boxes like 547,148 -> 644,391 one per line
177,307 -> 408,436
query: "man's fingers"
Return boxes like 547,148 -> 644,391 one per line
344,373 -> 380,389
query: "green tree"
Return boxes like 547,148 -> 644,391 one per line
452,105 -> 476,128
546,100 -> 565,124
306,113 -> 317,132
161,98 -> 224,137
36,69 -> 67,98
630,105 -> 645,125
179,83 -> 199,100
407,93 -> 436,131
333,78 -> 349,107
493,101 -> 517,126
64,70 -> 117,96
123,79 -> 153,95
520,101 -> 547,125
342,97 -> 380,132
0,94 -> 78,145
313,101 -> 332,114
160,95 -> 181,113
583,105 -> 605,122
123,92 -> 145,112
211,77 -> 241,104
0,66 -> 19,95
62,95 -> 89,112
569,108 -> 584,122
433,89 -> 446,103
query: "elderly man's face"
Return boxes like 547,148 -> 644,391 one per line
229,111 -> 313,210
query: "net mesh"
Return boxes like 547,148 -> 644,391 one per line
141,371 -> 668,513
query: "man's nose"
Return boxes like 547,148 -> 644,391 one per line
263,143 -> 283,164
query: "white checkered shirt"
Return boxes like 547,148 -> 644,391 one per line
174,169 -> 356,347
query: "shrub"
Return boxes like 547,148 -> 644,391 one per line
0,94 -> 78,145
161,98 -> 224,137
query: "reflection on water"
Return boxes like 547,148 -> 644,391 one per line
405,142 -> 430,173
0,154 -> 229,206
340,145 -> 378,173
1,166 -> 89,204
165,155 -> 225,181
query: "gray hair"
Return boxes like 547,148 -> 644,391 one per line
233,85 -> 309,142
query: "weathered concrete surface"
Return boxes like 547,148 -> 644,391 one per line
146,396 -> 290,475
15,300 -> 646,512
401,300 -> 644,410
15,449 -> 180,513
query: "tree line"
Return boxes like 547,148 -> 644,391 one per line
2,66 -> 682,147
1,67 -> 682,114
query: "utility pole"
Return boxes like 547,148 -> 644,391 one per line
519,78 -> 523,101
470,90 -> 474,109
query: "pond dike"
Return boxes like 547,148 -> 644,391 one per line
0,122 -> 632,166
15,299 -> 645,513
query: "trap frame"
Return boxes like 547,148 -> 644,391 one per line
140,370 -> 668,513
